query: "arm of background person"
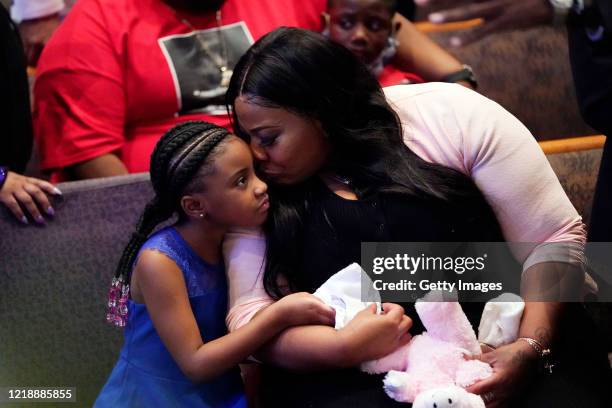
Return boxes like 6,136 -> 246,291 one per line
66,153 -> 128,179
11,0 -> 64,66
33,0 -> 127,180
392,14 -> 474,87
0,170 -> 62,224
414,0 -> 553,47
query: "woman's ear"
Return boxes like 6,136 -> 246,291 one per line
181,195 -> 208,219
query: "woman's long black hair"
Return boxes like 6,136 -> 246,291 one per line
112,121 -> 230,284
226,27 -> 490,299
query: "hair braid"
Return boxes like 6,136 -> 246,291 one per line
170,128 -> 229,194
113,198 -> 172,280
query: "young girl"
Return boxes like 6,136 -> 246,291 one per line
94,121 -> 335,407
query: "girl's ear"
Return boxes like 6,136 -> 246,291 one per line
393,21 -> 402,36
180,195 -> 208,219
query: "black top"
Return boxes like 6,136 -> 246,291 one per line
261,178 -> 511,407
0,6 -> 33,173
296,178 -> 502,293
259,179 -> 612,407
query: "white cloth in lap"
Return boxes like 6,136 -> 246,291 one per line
312,263 -> 381,329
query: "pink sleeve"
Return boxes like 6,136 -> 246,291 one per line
384,83 -> 586,269
223,229 -> 275,332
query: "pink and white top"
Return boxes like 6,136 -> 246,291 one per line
223,83 -> 587,332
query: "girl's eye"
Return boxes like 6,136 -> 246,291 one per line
236,176 -> 248,187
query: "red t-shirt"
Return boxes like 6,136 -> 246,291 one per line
34,0 -> 325,177
378,64 -> 424,88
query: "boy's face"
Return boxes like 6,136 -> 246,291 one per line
327,0 -> 394,64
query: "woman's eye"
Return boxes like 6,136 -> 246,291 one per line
259,136 -> 278,147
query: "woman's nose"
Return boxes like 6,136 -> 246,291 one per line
250,141 -> 268,162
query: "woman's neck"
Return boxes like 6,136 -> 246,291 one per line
319,171 -> 358,200
174,222 -> 226,265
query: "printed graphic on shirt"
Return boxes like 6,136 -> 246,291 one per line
159,22 -> 253,116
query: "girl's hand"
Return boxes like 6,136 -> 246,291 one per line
0,171 -> 62,224
338,303 -> 412,365
467,340 -> 540,407
273,292 -> 336,328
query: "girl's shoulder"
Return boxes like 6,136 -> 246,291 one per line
137,227 -> 226,297
139,226 -> 194,264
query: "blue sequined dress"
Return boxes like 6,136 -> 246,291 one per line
94,226 -> 246,408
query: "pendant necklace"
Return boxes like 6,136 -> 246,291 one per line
180,10 -> 233,88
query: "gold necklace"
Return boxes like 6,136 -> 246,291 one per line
180,10 -> 233,88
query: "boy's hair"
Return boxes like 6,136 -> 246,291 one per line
113,121 -> 230,282
326,0 -> 397,13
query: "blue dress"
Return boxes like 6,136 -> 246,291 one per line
94,227 -> 247,408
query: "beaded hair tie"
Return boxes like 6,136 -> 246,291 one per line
106,277 -> 130,327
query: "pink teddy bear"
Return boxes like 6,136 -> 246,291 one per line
361,291 -> 492,406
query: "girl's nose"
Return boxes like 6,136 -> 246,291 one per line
253,176 -> 268,196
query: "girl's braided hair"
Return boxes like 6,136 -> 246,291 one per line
113,120 -> 230,282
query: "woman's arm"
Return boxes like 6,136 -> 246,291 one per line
223,230 -> 412,371
254,303 -> 411,371
386,83 -> 587,404
386,83 -> 586,269
135,250 -> 334,382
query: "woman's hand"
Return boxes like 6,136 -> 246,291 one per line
0,171 -> 62,224
273,292 -> 336,328
338,303 -> 412,365
467,340 -> 540,407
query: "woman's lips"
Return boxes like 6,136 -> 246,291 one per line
262,168 -> 282,178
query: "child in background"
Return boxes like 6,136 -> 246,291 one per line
322,0 -> 424,86
95,121 -> 335,407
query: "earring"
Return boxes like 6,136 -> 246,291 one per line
199,213 -> 205,218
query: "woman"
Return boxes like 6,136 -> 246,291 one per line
223,28 -> 610,407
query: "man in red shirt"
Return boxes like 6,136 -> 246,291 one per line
34,0 -> 469,180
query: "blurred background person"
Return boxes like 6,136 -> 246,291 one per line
1,1 -> 62,224
32,0 -> 473,181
